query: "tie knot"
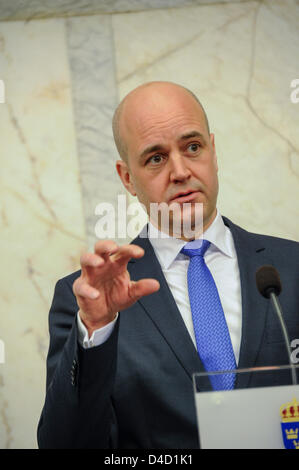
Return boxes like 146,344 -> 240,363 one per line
181,239 -> 210,258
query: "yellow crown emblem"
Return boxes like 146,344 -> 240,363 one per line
280,397 -> 299,423
292,440 -> 299,449
285,428 -> 299,440
280,398 -> 299,449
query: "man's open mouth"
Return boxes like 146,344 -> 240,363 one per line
170,190 -> 201,203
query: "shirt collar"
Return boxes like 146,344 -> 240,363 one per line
147,210 -> 234,270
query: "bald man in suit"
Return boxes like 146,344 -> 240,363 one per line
38,82 -> 299,449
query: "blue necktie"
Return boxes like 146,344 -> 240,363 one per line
181,240 -> 236,390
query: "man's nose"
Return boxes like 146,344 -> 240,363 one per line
169,153 -> 191,183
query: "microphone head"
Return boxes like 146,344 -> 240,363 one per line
256,265 -> 282,299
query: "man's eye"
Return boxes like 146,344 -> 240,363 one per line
188,143 -> 200,153
149,154 -> 163,164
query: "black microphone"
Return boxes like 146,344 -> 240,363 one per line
256,265 -> 297,385
256,265 -> 282,298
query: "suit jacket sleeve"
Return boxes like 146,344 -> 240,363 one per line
37,275 -> 119,449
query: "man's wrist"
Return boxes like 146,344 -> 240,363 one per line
77,311 -> 119,348
79,311 -> 117,336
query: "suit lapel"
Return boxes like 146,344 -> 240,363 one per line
223,218 -> 273,388
128,235 -> 212,391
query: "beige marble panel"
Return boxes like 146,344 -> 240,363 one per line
66,15 -> 126,250
112,0 -> 299,241
0,0 -> 255,21
0,19 -> 86,448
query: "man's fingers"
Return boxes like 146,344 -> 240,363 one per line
73,278 -> 100,300
97,243 -> 145,265
129,279 -> 160,301
94,240 -> 119,261
111,244 -> 145,265
81,244 -> 145,275
80,253 -> 104,269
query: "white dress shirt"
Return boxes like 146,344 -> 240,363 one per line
77,211 -> 242,364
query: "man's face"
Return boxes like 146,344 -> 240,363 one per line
116,84 -> 219,237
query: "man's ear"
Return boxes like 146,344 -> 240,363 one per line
116,160 -> 137,196
209,133 -> 218,172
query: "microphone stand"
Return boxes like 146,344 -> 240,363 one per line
269,292 -> 297,386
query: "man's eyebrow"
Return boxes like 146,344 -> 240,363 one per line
139,144 -> 164,160
179,131 -> 205,141
139,131 -> 206,160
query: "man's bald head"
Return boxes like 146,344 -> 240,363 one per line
112,81 -> 210,163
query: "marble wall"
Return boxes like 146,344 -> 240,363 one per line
0,0 -> 298,449
0,18 -> 87,449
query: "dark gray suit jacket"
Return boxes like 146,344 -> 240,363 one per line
37,217 -> 299,449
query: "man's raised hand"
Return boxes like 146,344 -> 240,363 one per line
73,241 -> 160,337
